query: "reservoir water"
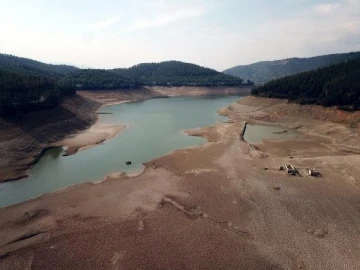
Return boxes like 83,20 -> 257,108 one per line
244,124 -> 300,144
0,96 -> 241,207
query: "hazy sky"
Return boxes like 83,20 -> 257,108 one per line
1,0 -> 359,70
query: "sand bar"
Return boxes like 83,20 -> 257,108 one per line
52,123 -> 127,156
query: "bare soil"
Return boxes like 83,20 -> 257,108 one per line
52,123 -> 127,156
1,94 -> 360,269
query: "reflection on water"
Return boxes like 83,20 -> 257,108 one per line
243,124 -> 300,144
0,96 -> 242,207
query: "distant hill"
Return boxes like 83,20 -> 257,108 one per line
224,52 -> 360,84
0,54 -> 78,79
252,59 -> 360,110
112,61 -> 247,87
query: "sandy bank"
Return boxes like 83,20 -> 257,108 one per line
52,123 -> 127,156
78,86 -> 251,104
77,87 -> 167,104
147,86 -> 252,97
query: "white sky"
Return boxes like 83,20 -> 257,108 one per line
0,0 -> 359,71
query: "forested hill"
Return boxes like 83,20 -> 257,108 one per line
0,54 -> 78,79
224,52 -> 360,84
252,59 -> 360,110
112,61 -> 247,86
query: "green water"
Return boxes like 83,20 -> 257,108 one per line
0,96 -> 241,207
243,124 -> 300,144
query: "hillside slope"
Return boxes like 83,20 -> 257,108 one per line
0,54 -> 78,116
0,54 -> 78,78
0,68 -> 75,116
224,52 -> 360,83
0,95 -> 100,181
252,59 -> 360,110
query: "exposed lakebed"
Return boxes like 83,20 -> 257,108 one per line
0,96 -> 241,207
